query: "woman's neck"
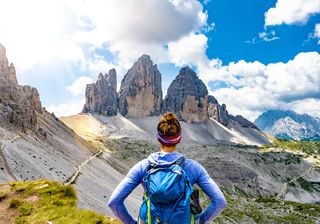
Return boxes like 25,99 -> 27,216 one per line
160,144 -> 176,153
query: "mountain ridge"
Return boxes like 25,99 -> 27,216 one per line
255,109 -> 320,140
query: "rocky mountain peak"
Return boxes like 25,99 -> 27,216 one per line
82,69 -> 118,116
162,66 -> 208,122
137,54 -> 152,64
118,55 -> 162,117
178,66 -> 197,78
255,109 -> 320,140
0,44 -> 17,85
0,43 -> 42,131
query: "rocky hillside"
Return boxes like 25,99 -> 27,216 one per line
255,110 -> 320,140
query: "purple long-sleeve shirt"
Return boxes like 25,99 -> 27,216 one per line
108,152 -> 227,224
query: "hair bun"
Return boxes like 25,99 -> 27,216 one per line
163,112 -> 177,124
158,112 -> 181,136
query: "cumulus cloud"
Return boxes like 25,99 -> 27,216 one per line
313,23 -> 320,44
46,99 -> 85,117
264,0 -> 320,26
66,76 -> 93,96
200,52 -> 320,121
69,0 -> 207,65
168,33 -> 208,67
0,0 -> 85,72
287,98 -> 320,118
69,0 -> 205,44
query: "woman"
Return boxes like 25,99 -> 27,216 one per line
108,112 -> 227,224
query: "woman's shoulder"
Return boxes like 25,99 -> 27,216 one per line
185,158 -> 203,167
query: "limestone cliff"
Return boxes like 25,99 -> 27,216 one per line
118,55 -> 162,117
82,69 -> 117,116
162,67 -> 208,122
0,43 -> 43,131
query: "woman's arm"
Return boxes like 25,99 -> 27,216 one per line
108,160 -> 147,224
194,161 -> 227,224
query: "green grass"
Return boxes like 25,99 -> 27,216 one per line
204,191 -> 320,224
2,180 -> 120,224
263,139 -> 320,155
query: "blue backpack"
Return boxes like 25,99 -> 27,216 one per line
139,157 -> 195,224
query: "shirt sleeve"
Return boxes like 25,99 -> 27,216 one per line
107,160 -> 147,224
193,161 -> 227,224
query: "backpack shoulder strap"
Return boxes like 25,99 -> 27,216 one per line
175,156 -> 186,167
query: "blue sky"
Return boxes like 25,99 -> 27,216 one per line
0,0 -> 319,121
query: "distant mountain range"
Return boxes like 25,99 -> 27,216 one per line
254,110 -> 320,140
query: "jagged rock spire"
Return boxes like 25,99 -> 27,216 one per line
82,69 -> 118,115
162,66 -> 208,122
118,55 -> 162,117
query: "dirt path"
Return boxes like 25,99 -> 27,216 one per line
64,150 -> 103,185
276,163 -> 314,199
0,185 -> 19,224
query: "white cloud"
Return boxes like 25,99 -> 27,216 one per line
168,33 -> 208,67
315,23 -> 320,37
314,23 -> 320,44
265,0 -> 320,26
46,99 -> 85,117
198,51 -> 320,121
287,98 -> 320,118
0,0 -> 85,72
70,0 -> 205,44
258,31 -> 280,42
69,0 -> 207,65
66,76 -> 93,96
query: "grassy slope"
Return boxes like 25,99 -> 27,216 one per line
262,139 -> 320,156
0,180 -> 119,224
212,191 -> 320,224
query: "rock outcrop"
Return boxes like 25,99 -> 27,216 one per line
79,55 -> 260,132
0,43 -> 43,131
162,67 -> 208,122
207,95 -> 229,126
118,55 -> 162,117
207,94 -> 257,129
82,69 -> 117,116
0,43 -> 17,85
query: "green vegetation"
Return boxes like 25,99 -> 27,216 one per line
296,177 -> 318,192
212,191 -> 320,224
263,139 -> 320,155
0,180 -> 119,224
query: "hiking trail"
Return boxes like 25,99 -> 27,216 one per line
64,150 -> 103,185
